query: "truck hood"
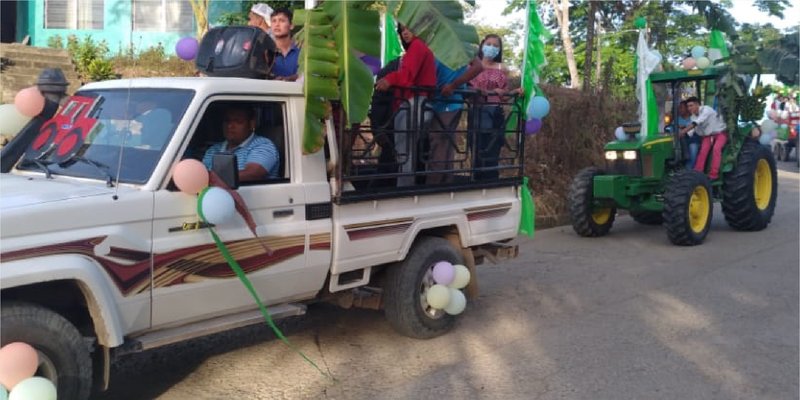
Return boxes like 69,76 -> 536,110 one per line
0,174 -> 126,210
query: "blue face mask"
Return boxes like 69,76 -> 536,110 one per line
482,44 -> 500,59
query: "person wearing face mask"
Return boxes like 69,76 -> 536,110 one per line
469,34 -> 520,180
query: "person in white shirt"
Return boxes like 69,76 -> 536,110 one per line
248,3 -> 273,36
679,96 -> 727,179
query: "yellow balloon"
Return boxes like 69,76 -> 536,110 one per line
696,56 -> 711,69
449,264 -> 471,289
425,284 -> 451,309
0,104 -> 32,136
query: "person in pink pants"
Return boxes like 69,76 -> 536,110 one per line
680,97 -> 728,179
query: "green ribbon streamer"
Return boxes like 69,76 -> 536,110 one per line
645,79 -> 659,139
518,177 -> 536,238
206,227 -> 330,378
197,190 -> 328,378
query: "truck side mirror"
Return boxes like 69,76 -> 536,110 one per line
212,153 -> 239,190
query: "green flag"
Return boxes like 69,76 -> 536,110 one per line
383,13 -> 402,66
519,177 -> 536,238
521,0 -> 550,113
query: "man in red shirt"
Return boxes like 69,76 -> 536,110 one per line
376,23 -> 436,186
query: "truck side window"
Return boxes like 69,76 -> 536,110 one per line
186,100 -> 288,185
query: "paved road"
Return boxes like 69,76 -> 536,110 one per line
97,165 -> 799,400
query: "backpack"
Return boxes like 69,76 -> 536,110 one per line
196,26 -> 276,79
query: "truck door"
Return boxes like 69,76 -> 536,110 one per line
149,97 -> 331,328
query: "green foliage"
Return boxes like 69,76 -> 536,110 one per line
393,0 -> 480,70
294,9 -> 339,154
46,35 -> 64,49
86,59 -> 117,81
65,35 -> 111,81
321,0 -> 380,126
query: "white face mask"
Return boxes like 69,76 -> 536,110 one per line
482,44 -> 500,59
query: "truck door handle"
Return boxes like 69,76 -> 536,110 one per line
273,209 -> 294,218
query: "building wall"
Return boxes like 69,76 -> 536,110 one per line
23,0 -> 244,55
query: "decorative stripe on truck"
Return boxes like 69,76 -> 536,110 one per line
465,203 -> 513,221
343,217 -> 414,241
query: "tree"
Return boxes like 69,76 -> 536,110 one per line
581,1 -> 596,92
188,0 -> 209,38
551,0 -> 580,88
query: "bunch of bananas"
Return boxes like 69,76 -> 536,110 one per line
736,84 -> 771,122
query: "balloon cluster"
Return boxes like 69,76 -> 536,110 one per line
425,261 -> 471,315
525,95 -> 549,135
0,86 -> 46,136
680,46 -> 723,70
758,118 -> 790,145
176,37 -> 199,61
173,159 -> 236,225
0,342 -> 57,400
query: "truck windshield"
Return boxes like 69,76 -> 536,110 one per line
17,88 -> 194,184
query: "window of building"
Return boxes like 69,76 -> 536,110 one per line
133,0 -> 193,32
45,0 -> 104,29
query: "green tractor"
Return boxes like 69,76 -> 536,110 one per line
569,66 -> 778,245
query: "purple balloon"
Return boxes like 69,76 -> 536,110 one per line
525,118 -> 542,135
432,261 -> 455,285
176,37 -> 199,61
360,55 -> 382,75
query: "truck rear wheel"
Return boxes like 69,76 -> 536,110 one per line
723,139 -> 777,230
663,170 -> 712,246
569,167 -> 616,237
0,301 -> 92,400
629,209 -> 664,225
383,236 -> 465,339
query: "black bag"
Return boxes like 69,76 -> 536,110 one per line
196,26 -> 276,79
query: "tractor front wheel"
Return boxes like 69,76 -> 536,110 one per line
722,139 -> 777,231
569,167 -> 616,237
663,170 -> 713,246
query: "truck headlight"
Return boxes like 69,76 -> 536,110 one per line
605,151 -> 618,160
623,151 -> 638,160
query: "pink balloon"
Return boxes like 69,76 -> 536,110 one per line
682,57 -> 696,70
173,159 -> 209,194
14,87 -> 45,118
0,342 -> 39,390
432,261 -> 455,285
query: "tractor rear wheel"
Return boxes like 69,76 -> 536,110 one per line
663,170 -> 712,246
629,209 -> 663,225
722,139 -> 777,231
569,167 -> 616,237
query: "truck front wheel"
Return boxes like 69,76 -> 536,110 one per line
383,236 -> 466,339
1,301 -> 92,400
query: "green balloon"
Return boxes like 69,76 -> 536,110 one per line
634,17 -> 647,29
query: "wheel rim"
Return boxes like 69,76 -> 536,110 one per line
419,266 -> 446,319
36,349 -> 59,388
753,158 -> 772,210
688,185 -> 710,233
591,208 -> 612,225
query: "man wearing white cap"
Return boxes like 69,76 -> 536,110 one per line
248,3 -> 273,35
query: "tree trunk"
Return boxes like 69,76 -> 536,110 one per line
595,26 -> 603,92
551,0 -> 580,88
582,1 -> 597,92
188,0 -> 209,39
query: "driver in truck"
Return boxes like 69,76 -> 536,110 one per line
201,106 -> 280,182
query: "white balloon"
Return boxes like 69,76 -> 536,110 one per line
759,132 -> 773,146
695,56 -> 711,69
760,119 -> 778,134
614,126 -> 626,141
199,187 -> 235,225
444,288 -> 467,315
8,377 -> 56,400
426,284 -> 451,309
0,104 -> 33,136
780,111 -> 789,120
708,48 -> 723,62
448,264 -> 471,290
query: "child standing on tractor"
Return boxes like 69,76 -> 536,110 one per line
680,97 -> 727,179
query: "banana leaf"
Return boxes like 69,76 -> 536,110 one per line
322,1 -> 380,125
295,9 -> 340,154
392,0 -> 479,70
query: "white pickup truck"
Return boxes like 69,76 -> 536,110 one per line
0,77 -> 524,399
